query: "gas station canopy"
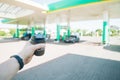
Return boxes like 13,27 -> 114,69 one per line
0,0 -> 120,24
31,0 -> 109,12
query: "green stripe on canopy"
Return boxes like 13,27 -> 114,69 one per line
1,19 -> 16,23
48,0 -> 105,11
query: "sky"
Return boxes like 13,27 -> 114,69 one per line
0,18 -> 120,31
46,18 -> 120,32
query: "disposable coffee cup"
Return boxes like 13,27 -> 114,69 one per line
30,34 -> 45,56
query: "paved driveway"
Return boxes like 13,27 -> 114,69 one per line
0,37 -> 120,80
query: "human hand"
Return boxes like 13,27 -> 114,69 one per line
18,41 -> 45,64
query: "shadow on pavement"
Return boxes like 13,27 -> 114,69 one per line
13,54 -> 120,80
104,45 -> 120,52
83,42 -> 101,46
0,38 -> 21,43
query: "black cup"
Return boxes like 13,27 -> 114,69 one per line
30,34 -> 45,56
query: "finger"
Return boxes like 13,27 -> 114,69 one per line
24,41 -> 33,47
31,44 -> 45,50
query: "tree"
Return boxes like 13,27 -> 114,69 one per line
76,29 -> 81,33
0,31 -> 6,36
118,30 -> 120,36
9,29 -> 15,35
96,29 -> 102,36
20,28 -> 27,31
76,29 -> 81,35
82,29 -> 87,36
35,26 -> 44,30
110,29 -> 117,36
90,31 -> 94,36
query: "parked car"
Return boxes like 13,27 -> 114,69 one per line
31,33 -> 45,44
21,32 -> 31,40
64,35 -> 80,43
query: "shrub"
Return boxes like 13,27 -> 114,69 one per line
0,31 -> 6,36
9,29 -> 15,35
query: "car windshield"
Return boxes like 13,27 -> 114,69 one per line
70,36 -> 76,38
35,34 -> 44,38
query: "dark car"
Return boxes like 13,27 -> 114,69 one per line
21,32 -> 31,40
31,33 -> 45,44
64,35 -> 80,43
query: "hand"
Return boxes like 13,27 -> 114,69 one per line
18,41 -> 45,64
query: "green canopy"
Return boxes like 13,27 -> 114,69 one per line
48,0 -> 105,11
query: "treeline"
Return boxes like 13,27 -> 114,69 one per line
0,26 -> 44,36
0,28 -> 120,37
71,29 -> 120,36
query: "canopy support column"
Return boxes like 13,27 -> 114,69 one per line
56,25 -> 61,41
56,14 -> 61,42
16,22 -> 19,38
67,10 -> 71,37
43,18 -> 46,38
102,11 -> 110,45
31,20 -> 35,36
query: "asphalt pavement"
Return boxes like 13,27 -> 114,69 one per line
0,36 -> 120,80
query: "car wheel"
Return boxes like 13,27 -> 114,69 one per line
72,41 -> 75,43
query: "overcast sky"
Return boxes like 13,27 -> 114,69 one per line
0,18 -> 120,31
46,18 -> 120,31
